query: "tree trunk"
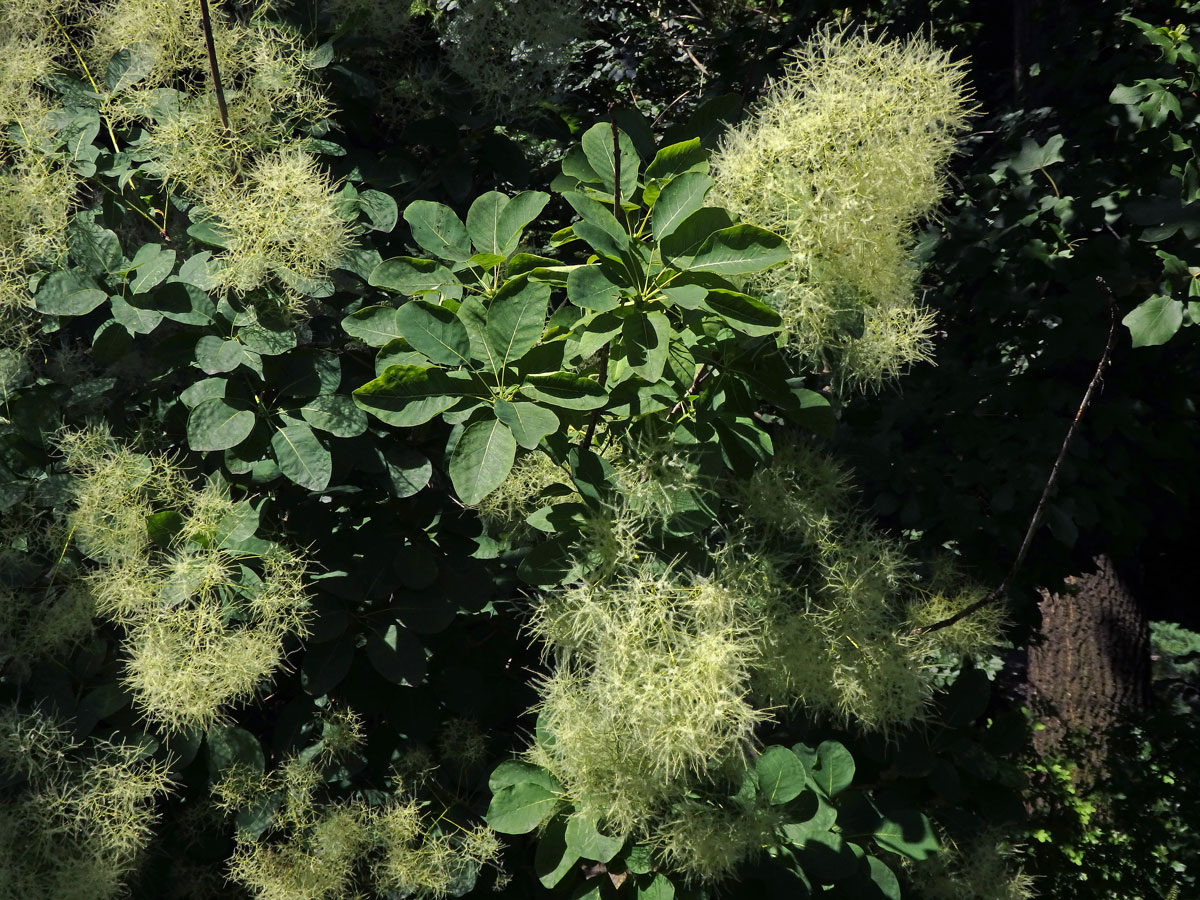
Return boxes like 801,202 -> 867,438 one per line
1027,554 -> 1151,779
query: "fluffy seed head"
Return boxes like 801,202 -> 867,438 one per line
711,28 -> 972,390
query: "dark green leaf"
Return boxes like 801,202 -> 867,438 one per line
865,856 -> 901,900
146,510 -> 184,547
195,335 -> 251,375
564,197 -> 630,259
873,810 -> 938,861
381,448 -> 431,498
105,42 -> 156,93
299,394 -> 368,437
357,189 -> 397,232
635,874 -> 675,900
702,289 -> 782,336
1008,134 -> 1065,174
567,264 -> 623,312
489,760 -> 563,794
486,276 -> 549,369
369,256 -> 461,297
34,270 -> 107,316
660,207 -> 735,262
756,746 -> 808,805
156,281 -> 216,324
1123,295 -> 1183,347
646,138 -> 708,180
486,782 -> 559,834
353,365 -> 465,427
341,305 -> 404,347
301,637 -> 354,697
395,299 -> 471,365
536,817 -> 579,889
180,377 -> 227,408
685,224 -> 790,275
496,191 -> 550,256
365,619 -> 426,685
403,200 -> 472,261
128,243 -> 175,293
68,219 -> 122,277
565,813 -> 624,863
270,422 -> 331,491
810,741 -> 855,797
519,535 -> 576,585
495,400 -> 560,449
623,311 -> 670,382
207,726 -> 264,777
110,294 -> 163,334
651,172 -> 713,239
466,191 -> 510,257
187,397 -> 255,451
450,417 -> 517,505
581,122 -> 639,199
521,372 -> 608,409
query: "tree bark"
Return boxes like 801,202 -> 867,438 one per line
1027,554 -> 1151,779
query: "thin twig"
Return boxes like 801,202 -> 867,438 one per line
647,4 -> 709,77
581,346 -> 610,450
199,0 -> 231,133
669,364 -> 712,416
913,283 -> 1120,637
652,90 -> 694,128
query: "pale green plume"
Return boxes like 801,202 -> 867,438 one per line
712,28 -> 973,391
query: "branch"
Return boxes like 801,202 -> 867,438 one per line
198,0 -> 231,133
912,283 -> 1120,637
581,346 -> 610,450
669,364 -> 712,416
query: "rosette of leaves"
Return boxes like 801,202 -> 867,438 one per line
349,121 -> 833,515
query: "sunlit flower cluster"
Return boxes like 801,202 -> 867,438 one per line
712,29 -> 973,390
215,708 -> 503,900
60,428 -> 311,732
0,707 -> 173,900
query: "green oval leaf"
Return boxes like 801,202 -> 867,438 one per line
1123,295 -> 1183,347
520,372 -> 608,409
623,310 -> 670,382
703,289 -> 782,336
756,745 -> 808,805
651,172 -> 713,239
567,264 -> 623,312
395,299 -> 470,365
486,276 -> 550,369
450,417 -> 518,505
34,270 -> 107,316
685,223 -> 790,275
299,394 -> 368,438
581,122 -> 639,199
352,365 -> 464,427
810,740 -> 855,797
486,781 -> 559,834
187,397 -> 255,451
341,305 -> 403,347
873,810 -> 939,861
127,243 -> 176,294
646,137 -> 708,180
403,200 -> 472,261
495,400 -> 560,449
565,813 -> 625,863
270,422 -> 331,491
368,256 -> 461,297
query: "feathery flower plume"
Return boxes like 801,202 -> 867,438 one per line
712,28 -> 973,390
